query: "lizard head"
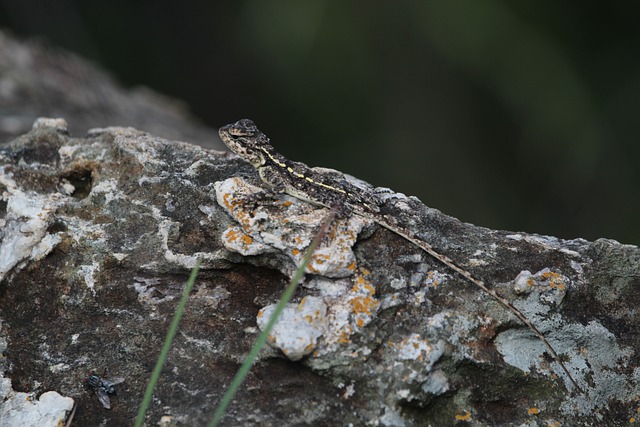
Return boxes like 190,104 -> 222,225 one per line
218,119 -> 268,168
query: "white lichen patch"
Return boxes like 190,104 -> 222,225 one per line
154,212 -> 207,268
48,363 -> 71,373
423,270 -> 448,288
132,277 -> 176,306
89,178 -> 122,205
498,315 -> 635,416
257,296 -> 328,361
215,177 -> 370,278
57,143 -> 81,162
78,261 -> 100,294
421,369 -> 450,395
32,117 -> 68,132
0,187 -> 64,281
257,269 -> 382,364
339,382 -> 356,399
506,234 -> 585,258
426,311 -> 479,361
30,233 -> 62,262
221,225 -> 270,256
310,269 -> 381,358
57,178 -> 75,196
468,257 -> 489,267
379,292 -> 403,310
0,377 -> 74,427
383,334 -> 447,399
389,277 -> 408,290
393,334 -> 442,363
138,206 -> 218,270
493,270 -> 578,384
303,276 -> 352,298
513,268 -> 568,305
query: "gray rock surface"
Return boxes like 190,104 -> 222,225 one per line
0,30 -> 220,149
0,118 -> 638,426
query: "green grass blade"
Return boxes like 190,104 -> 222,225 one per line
134,259 -> 202,427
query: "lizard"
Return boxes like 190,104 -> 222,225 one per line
218,118 -> 580,391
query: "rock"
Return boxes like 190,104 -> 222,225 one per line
0,377 -> 74,427
0,118 -> 639,426
0,30 -> 219,149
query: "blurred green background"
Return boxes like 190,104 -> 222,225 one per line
2,1 -> 639,244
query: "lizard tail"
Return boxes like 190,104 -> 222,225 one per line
375,219 -> 581,392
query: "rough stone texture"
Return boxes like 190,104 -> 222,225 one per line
0,119 -> 639,426
0,379 -> 74,427
0,30 -> 221,149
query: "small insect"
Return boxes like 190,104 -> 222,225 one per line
84,370 -> 125,409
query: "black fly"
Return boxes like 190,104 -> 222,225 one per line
85,371 -> 125,409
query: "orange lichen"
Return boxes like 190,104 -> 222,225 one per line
348,272 -> 379,322
454,410 -> 471,421
328,226 -> 338,241
527,407 -> 540,415
224,228 -> 254,247
337,330 -> 351,344
541,270 -> 566,290
426,271 -> 441,287
311,253 -> 329,265
226,229 -> 239,242
350,295 -> 379,315
297,297 -> 308,308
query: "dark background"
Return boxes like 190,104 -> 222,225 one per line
1,1 -> 639,244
